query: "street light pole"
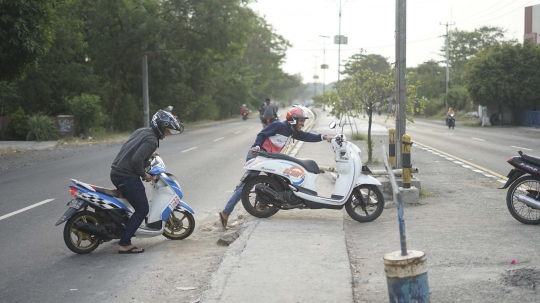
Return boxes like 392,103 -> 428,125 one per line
337,0 -> 342,83
319,35 -> 329,93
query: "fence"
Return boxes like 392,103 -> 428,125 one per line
517,110 -> 540,127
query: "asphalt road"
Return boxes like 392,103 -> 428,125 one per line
0,117 -> 265,303
373,116 -> 540,177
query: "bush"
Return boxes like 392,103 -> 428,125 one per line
26,113 -> 59,141
68,94 -> 105,135
7,107 -> 28,140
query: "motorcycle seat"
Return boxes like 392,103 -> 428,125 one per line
257,151 -> 320,174
93,186 -> 124,199
521,153 -> 540,167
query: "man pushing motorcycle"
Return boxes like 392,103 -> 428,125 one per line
218,106 -> 332,230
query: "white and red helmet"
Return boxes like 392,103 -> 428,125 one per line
286,106 -> 310,125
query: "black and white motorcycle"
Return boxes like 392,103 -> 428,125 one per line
500,150 -> 540,224
239,121 -> 385,223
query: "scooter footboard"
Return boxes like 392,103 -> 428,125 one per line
355,174 -> 381,187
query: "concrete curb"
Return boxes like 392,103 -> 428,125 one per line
200,219 -> 260,302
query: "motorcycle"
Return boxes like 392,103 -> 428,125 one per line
55,156 -> 195,254
500,150 -> 540,224
239,121 -> 385,223
242,112 -> 248,121
447,114 -> 455,129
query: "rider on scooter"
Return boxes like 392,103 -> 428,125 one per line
218,106 -> 332,230
110,110 -> 181,254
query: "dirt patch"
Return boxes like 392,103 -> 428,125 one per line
502,267 -> 540,290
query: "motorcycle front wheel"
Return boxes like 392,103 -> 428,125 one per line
345,185 -> 385,223
506,175 -> 540,224
163,210 -> 195,240
63,211 -> 102,254
241,176 -> 280,218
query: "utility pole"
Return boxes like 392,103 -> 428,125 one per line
395,0 -> 407,169
337,0 -> 342,83
440,22 -> 455,110
319,35 -> 329,93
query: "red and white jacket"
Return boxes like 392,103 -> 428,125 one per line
252,121 -> 324,153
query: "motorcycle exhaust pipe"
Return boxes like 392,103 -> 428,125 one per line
74,221 -> 111,239
255,184 -> 286,206
516,195 -> 540,210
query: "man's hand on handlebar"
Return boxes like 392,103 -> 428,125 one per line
143,173 -> 154,182
250,146 -> 260,154
323,135 -> 332,142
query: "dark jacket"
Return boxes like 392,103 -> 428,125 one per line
111,128 -> 158,178
252,120 -> 323,153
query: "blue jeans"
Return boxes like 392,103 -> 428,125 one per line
223,151 -> 258,215
110,173 -> 150,246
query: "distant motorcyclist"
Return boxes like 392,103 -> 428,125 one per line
261,98 -> 277,127
241,104 -> 249,120
446,107 -> 455,125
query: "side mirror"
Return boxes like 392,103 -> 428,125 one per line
329,121 -> 336,129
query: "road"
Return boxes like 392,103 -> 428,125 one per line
372,115 -> 540,177
0,117 -> 265,302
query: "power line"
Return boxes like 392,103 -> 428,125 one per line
459,0 -> 536,25
455,0 -> 511,22
288,36 -> 441,52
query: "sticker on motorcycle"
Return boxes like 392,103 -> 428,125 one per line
171,196 -> 180,208
282,165 -> 306,185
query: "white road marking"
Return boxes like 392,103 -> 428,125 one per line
471,137 -> 485,141
214,137 -> 225,142
0,199 -> 55,221
444,133 -> 454,135
511,146 -> 532,151
454,161 -> 464,164
472,169 -> 484,173
462,165 -> 472,168
498,180 -> 507,184
234,131 -> 242,134
181,147 -> 198,153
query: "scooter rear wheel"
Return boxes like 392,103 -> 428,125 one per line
506,175 -> 540,224
345,185 -> 384,223
63,211 -> 102,254
241,176 -> 280,218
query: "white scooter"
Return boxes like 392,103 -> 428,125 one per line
55,156 -> 195,254
240,121 -> 384,222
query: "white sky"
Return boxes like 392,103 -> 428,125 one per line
249,0 -> 538,84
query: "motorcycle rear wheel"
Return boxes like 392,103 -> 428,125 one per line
506,175 -> 540,224
63,211 -> 102,254
345,185 -> 385,223
241,176 -> 280,218
163,210 -> 195,240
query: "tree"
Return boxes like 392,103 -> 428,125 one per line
0,0 -> 55,81
463,40 -> 540,122
342,53 -> 391,76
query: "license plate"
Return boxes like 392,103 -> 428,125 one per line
69,200 -> 84,209
240,171 -> 250,182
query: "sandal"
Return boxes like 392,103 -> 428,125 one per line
219,212 -> 228,231
118,246 -> 145,254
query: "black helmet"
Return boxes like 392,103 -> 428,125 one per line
150,110 -> 181,136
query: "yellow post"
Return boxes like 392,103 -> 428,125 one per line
389,129 -> 396,169
402,134 -> 413,189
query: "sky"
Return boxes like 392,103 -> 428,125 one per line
249,0 -> 537,85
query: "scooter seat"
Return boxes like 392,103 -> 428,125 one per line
93,186 -> 124,198
521,153 -> 540,167
257,151 -> 320,174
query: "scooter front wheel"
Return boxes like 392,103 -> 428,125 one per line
241,176 -> 280,218
346,185 -> 384,223
163,210 -> 195,240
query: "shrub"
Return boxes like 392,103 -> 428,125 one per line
26,113 -> 59,141
7,107 -> 28,140
68,94 -> 105,135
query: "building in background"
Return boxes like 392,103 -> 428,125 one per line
524,4 -> 540,44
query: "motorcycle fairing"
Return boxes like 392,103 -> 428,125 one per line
244,157 -> 318,190
499,169 -> 525,189
71,184 -> 132,212
355,174 -> 382,187
162,174 -> 183,199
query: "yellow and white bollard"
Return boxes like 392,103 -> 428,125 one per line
401,134 -> 412,189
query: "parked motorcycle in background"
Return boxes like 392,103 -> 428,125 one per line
55,156 -> 195,254
500,150 -> 540,224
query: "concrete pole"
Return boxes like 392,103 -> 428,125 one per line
337,0 -> 342,83
395,0 -> 406,169
440,22 -> 454,110
142,43 -> 150,128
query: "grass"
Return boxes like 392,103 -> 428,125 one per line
419,188 -> 436,199
57,131 -> 131,146
366,157 -> 382,165
352,132 -> 367,141
0,147 -> 20,157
